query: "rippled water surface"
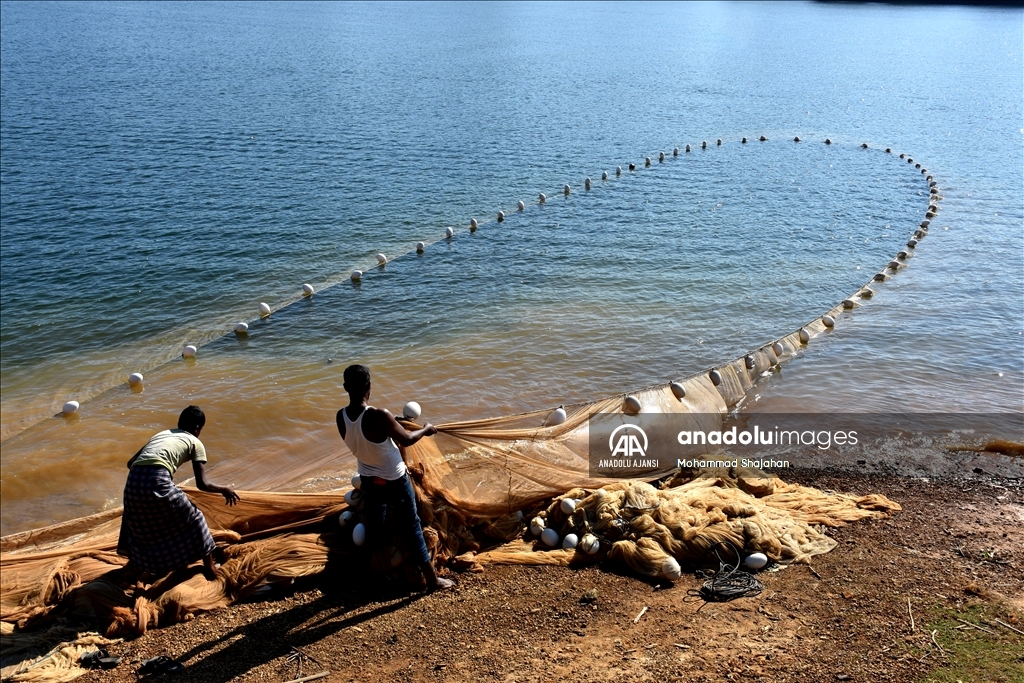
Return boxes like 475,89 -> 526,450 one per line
2,2 -> 1022,534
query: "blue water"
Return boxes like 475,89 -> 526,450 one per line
1,2 -> 1022,534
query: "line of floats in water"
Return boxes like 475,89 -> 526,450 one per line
61,136 -> 941,419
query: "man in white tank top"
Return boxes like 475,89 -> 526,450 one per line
336,364 -> 454,591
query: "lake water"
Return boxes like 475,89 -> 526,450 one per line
1,2 -> 1022,535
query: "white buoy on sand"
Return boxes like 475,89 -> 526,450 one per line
541,528 -> 560,547
445,226 -> 454,238
670,382 -> 686,400
772,341 -> 784,357
352,474 -> 362,490
183,344 -> 197,358
351,269 -> 363,281
376,253 -> 387,265
581,534 -> 600,555
403,401 -> 422,420
497,211 -> 504,222
539,193 -> 546,203
62,400 -> 80,415
562,533 -> 579,550
623,395 -> 642,415
234,322 -> 249,334
545,405 -> 567,426
822,315 -> 835,328
530,516 -> 546,536
560,498 -> 577,514
259,302 -> 271,317
302,283 -> 314,296
352,523 -> 366,546
128,372 -> 144,386
518,200 -> 525,211
799,328 -> 810,344
344,489 -> 363,506
743,552 -> 769,570
709,369 -> 722,386
661,557 -> 682,580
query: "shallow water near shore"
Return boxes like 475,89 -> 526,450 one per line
1,3 -> 1022,535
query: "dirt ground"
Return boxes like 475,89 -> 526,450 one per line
74,470 -> 1023,683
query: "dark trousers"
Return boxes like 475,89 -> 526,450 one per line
360,474 -> 431,565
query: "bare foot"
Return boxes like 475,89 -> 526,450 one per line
429,576 -> 455,592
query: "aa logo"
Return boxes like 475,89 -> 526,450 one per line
608,424 -> 648,458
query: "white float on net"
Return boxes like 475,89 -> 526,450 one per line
376,253 -> 387,265
562,533 -> 579,550
352,523 -> 366,546
623,395 -> 642,415
518,200 -> 525,211
539,193 -> 546,203
445,227 -> 454,238
581,534 -> 601,555
352,474 -> 362,490
616,166 -> 622,176
545,405 -> 566,426
744,552 -> 769,570
497,211 -> 505,222
564,184 -> 571,195
128,372 -> 144,386
822,315 -> 835,328
798,328 -> 810,344
585,178 -> 591,190
351,269 -> 363,281
541,528 -> 560,547
403,401 -> 422,420
62,400 -> 80,415
560,498 -> 577,514
302,284 -> 314,296
670,382 -> 686,400
259,302 -> 271,317
530,516 -> 546,536
470,218 -> 478,231
183,344 -> 197,358
416,242 -> 424,254
234,322 -> 249,334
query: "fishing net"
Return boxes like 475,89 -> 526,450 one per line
1,158 -> 932,679
0,314 -> 901,649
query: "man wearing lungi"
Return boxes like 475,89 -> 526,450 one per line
336,365 -> 454,591
118,405 -> 239,580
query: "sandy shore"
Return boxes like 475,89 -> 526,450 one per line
68,469 -> 1022,683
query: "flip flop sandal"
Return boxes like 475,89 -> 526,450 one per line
138,655 -> 184,675
79,648 -> 121,669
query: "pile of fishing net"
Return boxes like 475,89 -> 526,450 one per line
1,464 -> 898,643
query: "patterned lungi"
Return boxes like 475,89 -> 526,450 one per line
117,465 -> 215,575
